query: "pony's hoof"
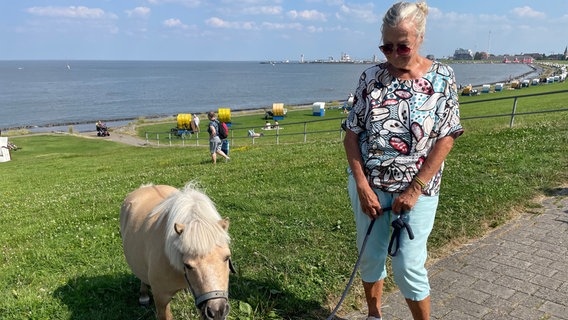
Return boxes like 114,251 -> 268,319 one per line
139,296 -> 150,306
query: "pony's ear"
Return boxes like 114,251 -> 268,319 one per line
218,218 -> 230,231
174,223 -> 185,235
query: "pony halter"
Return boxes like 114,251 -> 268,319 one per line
183,259 -> 236,307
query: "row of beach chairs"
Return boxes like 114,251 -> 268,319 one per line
462,74 -> 566,96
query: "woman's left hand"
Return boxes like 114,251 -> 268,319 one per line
392,183 -> 422,214
392,136 -> 457,214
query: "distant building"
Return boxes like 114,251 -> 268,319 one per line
453,48 -> 473,60
340,52 -> 352,62
525,53 -> 544,60
498,55 -> 534,64
546,53 -> 565,60
475,51 -> 489,60
521,56 -> 534,63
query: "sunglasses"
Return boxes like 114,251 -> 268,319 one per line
379,44 -> 412,56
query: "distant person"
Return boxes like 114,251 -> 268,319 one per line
342,2 -> 463,319
248,129 -> 264,138
264,121 -> 272,130
207,111 -> 230,164
343,93 -> 355,113
192,114 -> 200,132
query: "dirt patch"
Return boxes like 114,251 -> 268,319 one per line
78,130 -> 149,146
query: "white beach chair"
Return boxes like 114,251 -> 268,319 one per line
0,137 -> 11,162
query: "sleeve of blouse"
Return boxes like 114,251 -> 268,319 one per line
434,66 -> 464,140
344,71 -> 368,136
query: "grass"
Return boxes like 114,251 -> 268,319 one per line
1,82 -> 567,319
456,82 -> 568,131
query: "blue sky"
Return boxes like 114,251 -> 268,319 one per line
1,0 -> 567,61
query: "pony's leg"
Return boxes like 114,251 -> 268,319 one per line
154,291 -> 174,320
139,282 -> 151,306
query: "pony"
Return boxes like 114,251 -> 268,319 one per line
120,183 -> 234,320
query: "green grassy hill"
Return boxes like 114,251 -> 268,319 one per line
1,82 -> 567,319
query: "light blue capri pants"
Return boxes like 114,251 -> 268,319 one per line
347,174 -> 438,301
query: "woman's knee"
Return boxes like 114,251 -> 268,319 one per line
391,253 -> 430,300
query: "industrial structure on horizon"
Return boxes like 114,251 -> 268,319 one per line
262,46 -> 567,65
451,46 -> 568,62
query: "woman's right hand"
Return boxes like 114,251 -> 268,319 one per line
357,183 -> 384,219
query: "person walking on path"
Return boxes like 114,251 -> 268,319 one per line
207,111 -> 230,164
342,2 -> 463,319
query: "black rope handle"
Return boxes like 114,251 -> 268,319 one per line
388,214 -> 415,256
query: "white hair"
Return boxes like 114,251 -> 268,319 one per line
151,183 -> 230,271
382,1 -> 429,37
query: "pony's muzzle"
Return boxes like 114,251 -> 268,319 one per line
200,298 -> 230,320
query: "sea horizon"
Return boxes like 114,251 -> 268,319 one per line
0,60 -> 539,132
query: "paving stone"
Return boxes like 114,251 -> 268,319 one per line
447,296 -> 491,318
509,304 -> 547,319
539,300 -> 568,319
533,286 -> 568,307
493,275 -> 539,295
460,264 -> 501,282
494,264 -> 537,281
530,274 -> 563,290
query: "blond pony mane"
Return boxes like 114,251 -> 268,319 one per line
150,183 -> 230,271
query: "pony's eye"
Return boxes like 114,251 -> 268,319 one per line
184,263 -> 194,270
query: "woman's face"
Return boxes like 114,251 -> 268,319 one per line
381,19 -> 423,69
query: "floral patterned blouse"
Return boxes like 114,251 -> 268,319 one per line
345,61 -> 464,196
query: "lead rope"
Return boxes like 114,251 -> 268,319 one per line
326,207 -> 391,320
388,215 -> 414,256
327,209 -> 416,319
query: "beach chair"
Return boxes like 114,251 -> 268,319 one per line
521,80 -> 530,88
481,84 -> 490,93
265,103 -> 286,120
272,103 -> 286,121
0,137 -> 11,162
312,102 -> 325,116
494,83 -> 504,92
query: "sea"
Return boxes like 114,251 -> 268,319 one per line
0,60 -> 538,132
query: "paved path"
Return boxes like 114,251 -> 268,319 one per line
343,187 -> 568,320
79,131 -> 149,146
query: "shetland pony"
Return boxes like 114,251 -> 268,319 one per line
120,183 -> 232,320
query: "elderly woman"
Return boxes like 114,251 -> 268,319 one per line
343,2 -> 463,319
